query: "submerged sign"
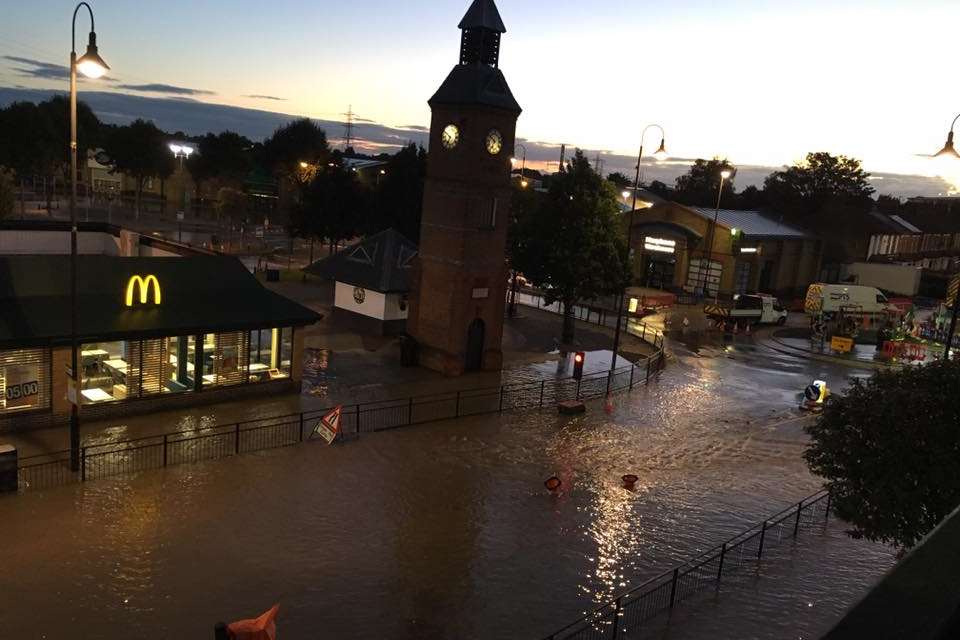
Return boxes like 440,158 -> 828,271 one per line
312,406 -> 342,444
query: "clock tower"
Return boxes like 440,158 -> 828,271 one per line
407,0 -> 522,376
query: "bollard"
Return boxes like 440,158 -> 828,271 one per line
0,444 -> 18,493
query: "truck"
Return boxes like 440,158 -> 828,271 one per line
704,293 -> 788,328
804,283 -> 898,316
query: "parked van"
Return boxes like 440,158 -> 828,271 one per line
804,283 -> 897,316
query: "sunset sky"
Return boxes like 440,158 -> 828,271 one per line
2,0 -> 960,192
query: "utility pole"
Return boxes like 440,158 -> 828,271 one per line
342,105 -> 356,151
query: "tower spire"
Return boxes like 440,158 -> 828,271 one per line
458,0 -> 506,67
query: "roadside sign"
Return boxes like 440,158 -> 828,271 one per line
176,211 -> 185,221
830,336 -> 854,354
312,406 -> 342,444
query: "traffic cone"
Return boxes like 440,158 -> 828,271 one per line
745,323 -> 751,335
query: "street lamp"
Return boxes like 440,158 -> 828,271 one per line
169,144 -> 193,242
700,168 -> 732,301
607,125 -> 668,396
932,112 -> 960,359
69,1 -> 110,471
512,142 -> 527,186
508,142 -> 529,318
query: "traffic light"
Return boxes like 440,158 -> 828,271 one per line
573,351 -> 585,380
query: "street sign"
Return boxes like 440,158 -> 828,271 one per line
312,406 -> 342,444
830,336 -> 854,354
176,211 -> 185,221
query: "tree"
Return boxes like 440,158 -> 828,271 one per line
763,152 -> 874,261
737,184 -> 766,210
0,167 -> 15,219
606,171 -> 632,189
509,150 -> 629,345
261,118 -> 329,190
186,131 -> 252,208
102,119 -> 175,219
368,143 -> 427,240
674,158 -> 737,207
876,194 -> 903,215
805,360 -> 960,550
297,157 -> 363,255
646,179 -> 672,200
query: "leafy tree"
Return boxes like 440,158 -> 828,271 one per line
261,118 -> 329,190
509,150 -> 629,345
674,158 -> 737,207
805,360 -> 960,550
186,131 -> 252,205
368,143 -> 427,240
763,152 -> 874,261
102,119 -> 175,219
737,184 -> 766,210
646,179 -> 672,199
606,171 -> 632,189
0,167 -> 15,219
296,157 -> 362,254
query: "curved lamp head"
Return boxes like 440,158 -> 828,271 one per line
77,32 -> 109,79
653,138 -> 668,162
934,131 -> 960,159
720,169 -> 732,180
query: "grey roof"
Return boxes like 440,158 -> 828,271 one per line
429,63 -> 522,113
687,207 -> 812,239
304,228 -> 418,293
459,0 -> 506,32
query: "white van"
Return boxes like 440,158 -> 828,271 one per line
804,283 -> 897,315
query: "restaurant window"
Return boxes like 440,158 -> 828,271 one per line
202,331 -> 249,388
79,341 -> 131,404
0,348 -> 50,414
166,336 -> 194,392
248,328 -> 291,382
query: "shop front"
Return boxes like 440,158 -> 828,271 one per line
0,256 -> 320,430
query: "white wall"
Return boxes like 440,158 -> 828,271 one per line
383,292 -> 409,321
0,230 -> 118,255
334,281 -> 386,319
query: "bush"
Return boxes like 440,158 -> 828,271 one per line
805,359 -> 960,549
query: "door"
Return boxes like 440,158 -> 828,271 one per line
643,255 -> 676,290
466,319 -> 485,372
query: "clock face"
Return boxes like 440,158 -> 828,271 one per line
441,124 -> 460,149
485,129 -> 504,155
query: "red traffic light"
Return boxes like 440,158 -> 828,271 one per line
574,353 -> 584,363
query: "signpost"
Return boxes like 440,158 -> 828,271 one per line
312,406 -> 342,444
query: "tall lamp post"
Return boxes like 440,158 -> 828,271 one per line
507,143 -> 528,318
169,144 -> 193,243
700,168 -> 732,301
69,2 -> 110,471
932,113 -> 960,359
607,125 -> 668,397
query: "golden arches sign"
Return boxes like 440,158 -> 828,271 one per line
125,275 -> 162,307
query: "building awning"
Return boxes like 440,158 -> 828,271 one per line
304,228 -> 418,293
0,256 -> 321,348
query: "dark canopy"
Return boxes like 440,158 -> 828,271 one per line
0,256 -> 320,348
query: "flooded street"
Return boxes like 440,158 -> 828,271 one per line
0,334 -> 895,639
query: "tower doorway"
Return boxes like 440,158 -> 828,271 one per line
465,318 -> 485,371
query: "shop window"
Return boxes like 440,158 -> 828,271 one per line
247,328 -> 291,382
202,331 -> 249,388
79,341 -> 130,404
0,348 -> 50,414
165,336 -> 194,393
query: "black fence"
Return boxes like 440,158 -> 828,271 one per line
16,324 -> 666,493
542,490 -> 832,640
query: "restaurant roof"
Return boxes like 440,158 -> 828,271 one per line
304,228 -> 418,293
0,256 -> 320,348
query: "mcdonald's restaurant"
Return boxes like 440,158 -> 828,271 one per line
0,255 -> 320,431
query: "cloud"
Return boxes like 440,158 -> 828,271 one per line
244,94 -> 286,101
117,83 -> 215,96
4,56 -> 71,81
399,125 -> 429,132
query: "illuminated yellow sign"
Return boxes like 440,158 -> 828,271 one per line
125,275 -> 162,307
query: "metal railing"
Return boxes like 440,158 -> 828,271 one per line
542,490 -> 833,640
16,324 -> 666,493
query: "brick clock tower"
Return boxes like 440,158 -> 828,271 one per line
407,0 -> 522,376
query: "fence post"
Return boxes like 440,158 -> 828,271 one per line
455,391 -> 461,417
610,596 -> 622,639
356,404 -> 361,434
539,380 -> 545,407
669,568 -> 679,608
576,377 -> 582,400
299,413 -> 304,442
80,446 -> 87,482
642,325 -> 647,341
499,386 -> 505,412
757,521 -> 767,559
234,423 -> 241,454
793,499 -> 804,537
408,396 -> 414,425
629,365 -> 635,390
645,357 -> 651,383
717,543 -> 726,580
825,491 -> 832,520
162,434 -> 169,467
